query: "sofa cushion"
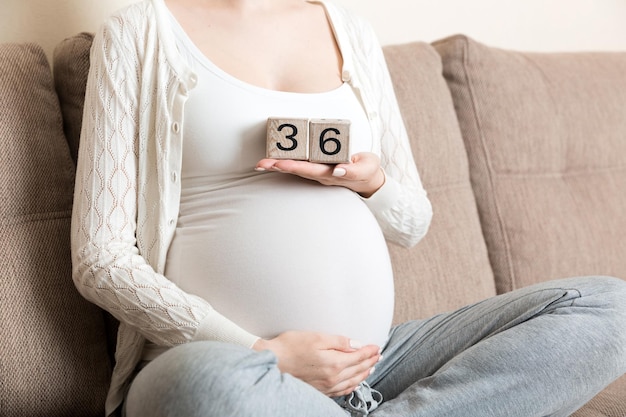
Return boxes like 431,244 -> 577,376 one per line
572,377 -> 626,417
434,36 -> 626,415
53,32 -> 94,164
0,42 -> 110,417
383,42 -> 496,322
434,35 -> 626,293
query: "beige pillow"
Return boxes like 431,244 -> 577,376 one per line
0,42 -> 110,417
434,35 -> 626,293
53,32 -> 94,164
383,42 -> 496,323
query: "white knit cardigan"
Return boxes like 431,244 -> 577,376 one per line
71,0 -> 432,414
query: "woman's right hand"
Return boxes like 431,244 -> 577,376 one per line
252,331 -> 381,397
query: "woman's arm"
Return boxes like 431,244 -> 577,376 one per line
70,16 -> 258,348
359,22 -> 433,248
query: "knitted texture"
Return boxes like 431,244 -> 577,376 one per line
53,34 -> 122,367
0,42 -> 110,417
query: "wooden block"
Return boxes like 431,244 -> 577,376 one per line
266,117 -> 309,160
308,119 -> 351,164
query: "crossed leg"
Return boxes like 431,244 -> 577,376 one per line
124,276 -> 626,417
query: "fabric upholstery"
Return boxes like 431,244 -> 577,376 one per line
53,32 -> 94,164
434,35 -> 626,294
383,42 -> 496,322
572,377 -> 626,417
0,42 -> 110,417
434,34 -> 626,415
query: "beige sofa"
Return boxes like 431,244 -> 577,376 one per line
0,32 -> 624,416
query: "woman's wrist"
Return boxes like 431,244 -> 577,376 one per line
356,167 -> 386,198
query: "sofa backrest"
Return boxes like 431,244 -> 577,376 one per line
435,35 -> 626,293
0,42 -> 110,417
383,42 -> 497,321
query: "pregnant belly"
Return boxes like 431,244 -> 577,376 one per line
165,175 -> 395,347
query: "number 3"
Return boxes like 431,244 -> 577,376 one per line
277,123 -> 298,151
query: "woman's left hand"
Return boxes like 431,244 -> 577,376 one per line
255,152 -> 385,198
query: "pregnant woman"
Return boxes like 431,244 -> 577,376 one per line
71,0 -> 626,416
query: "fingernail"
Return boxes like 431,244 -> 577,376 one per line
378,355 -> 384,363
369,366 -> 376,375
254,167 -> 266,172
349,339 -> 363,349
271,166 -> 283,172
332,167 -> 347,177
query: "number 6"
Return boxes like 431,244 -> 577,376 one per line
309,119 -> 351,164
319,128 -> 341,156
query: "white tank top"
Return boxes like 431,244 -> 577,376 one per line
164,12 -> 394,347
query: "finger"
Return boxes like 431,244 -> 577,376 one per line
340,349 -> 381,376
315,334 -> 380,357
255,158 -> 334,180
316,345 -> 380,383
255,158 -> 280,171
333,153 -> 378,180
345,343 -> 381,360
273,159 -> 333,178
326,364 -> 378,397
255,158 -> 323,173
313,333 -> 359,353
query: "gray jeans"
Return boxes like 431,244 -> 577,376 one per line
124,276 -> 626,417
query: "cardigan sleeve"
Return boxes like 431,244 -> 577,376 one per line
347,14 -> 433,248
70,16 -> 258,349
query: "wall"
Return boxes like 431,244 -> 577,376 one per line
340,0 -> 626,52
1,0 -> 626,62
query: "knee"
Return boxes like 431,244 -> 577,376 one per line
553,276 -> 626,339
125,341 -> 278,417
588,275 -> 626,312
578,276 -> 626,344
595,276 -> 626,366
564,276 -> 626,370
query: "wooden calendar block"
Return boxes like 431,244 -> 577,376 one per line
308,119 -> 351,164
266,117 -> 309,160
